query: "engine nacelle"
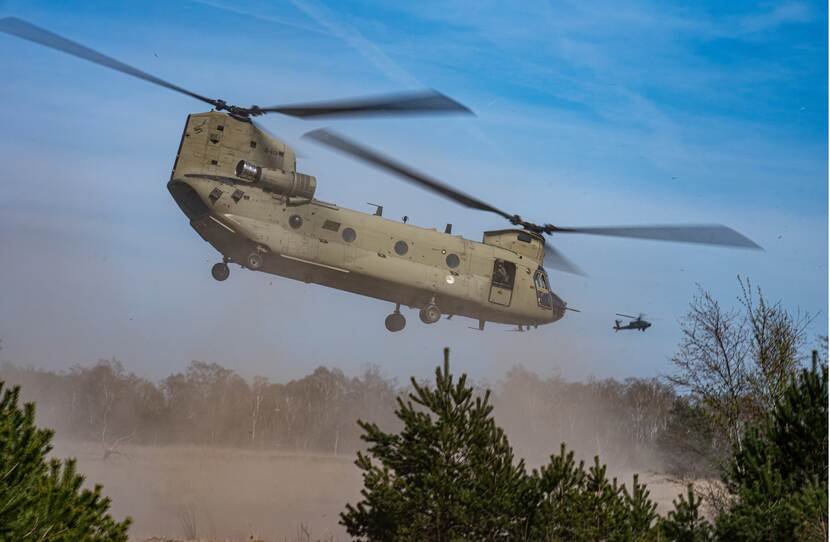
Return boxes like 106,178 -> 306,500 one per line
235,160 -> 316,200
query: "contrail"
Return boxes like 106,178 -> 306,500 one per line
191,0 -> 420,88
287,0 -> 421,88
190,0 -> 336,38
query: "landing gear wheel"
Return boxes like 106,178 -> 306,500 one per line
385,312 -> 406,332
419,304 -> 441,324
247,252 -> 264,270
211,262 -> 230,281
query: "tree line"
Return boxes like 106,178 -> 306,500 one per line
0,278 -> 820,479
0,356 -> 679,468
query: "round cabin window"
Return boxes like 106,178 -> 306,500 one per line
446,253 -> 460,268
342,227 -> 357,243
289,214 -> 303,229
394,240 -> 409,255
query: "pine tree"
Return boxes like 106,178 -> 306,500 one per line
340,348 -> 535,541
342,349 -> 675,541
532,445 -> 661,541
715,353 -> 828,540
343,347 -> 829,541
0,381 -> 130,541
660,485 -> 714,542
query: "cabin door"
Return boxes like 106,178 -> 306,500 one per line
488,259 -> 515,306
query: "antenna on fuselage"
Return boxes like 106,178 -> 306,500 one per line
367,202 -> 383,216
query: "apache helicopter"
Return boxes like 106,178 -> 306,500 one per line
1,17 -> 763,332
614,314 -> 652,332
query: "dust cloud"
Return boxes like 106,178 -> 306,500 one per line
52,441 -> 683,542
52,442 -> 362,541
5,357 -> 687,541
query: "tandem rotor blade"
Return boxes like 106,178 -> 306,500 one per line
543,245 -> 585,276
0,17 -> 473,121
304,128 -> 515,220
0,17 -> 220,109
253,90 -> 473,119
546,224 -> 762,249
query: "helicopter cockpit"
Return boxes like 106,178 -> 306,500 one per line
534,268 -> 553,309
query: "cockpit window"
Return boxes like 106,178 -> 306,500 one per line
534,269 -> 553,309
534,269 -> 550,290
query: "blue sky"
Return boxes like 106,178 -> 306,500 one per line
0,0 -> 826,383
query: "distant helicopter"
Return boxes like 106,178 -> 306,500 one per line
614,314 -> 652,332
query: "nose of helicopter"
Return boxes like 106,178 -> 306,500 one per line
550,291 -> 567,322
168,179 -> 210,220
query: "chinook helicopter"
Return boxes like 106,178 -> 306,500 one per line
1,17 -> 763,332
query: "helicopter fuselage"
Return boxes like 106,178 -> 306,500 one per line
613,319 -> 651,332
168,111 -> 566,329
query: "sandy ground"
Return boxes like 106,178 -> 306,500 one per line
53,442 -> 361,541
52,441 -> 686,542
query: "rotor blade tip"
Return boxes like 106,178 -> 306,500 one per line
301,128 -> 330,141
427,89 -> 473,108
726,228 -> 764,250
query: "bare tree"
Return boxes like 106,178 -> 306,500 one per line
666,277 -> 816,505
668,285 -> 752,455
73,359 -> 128,441
250,376 -> 266,446
739,276 -> 814,414
623,377 -> 674,456
100,428 -> 135,461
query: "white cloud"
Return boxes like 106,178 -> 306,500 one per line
739,1 -> 813,34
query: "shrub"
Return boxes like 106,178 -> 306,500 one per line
715,355 -> 828,541
0,381 -> 130,541
342,349 -> 712,541
341,349 -> 534,541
